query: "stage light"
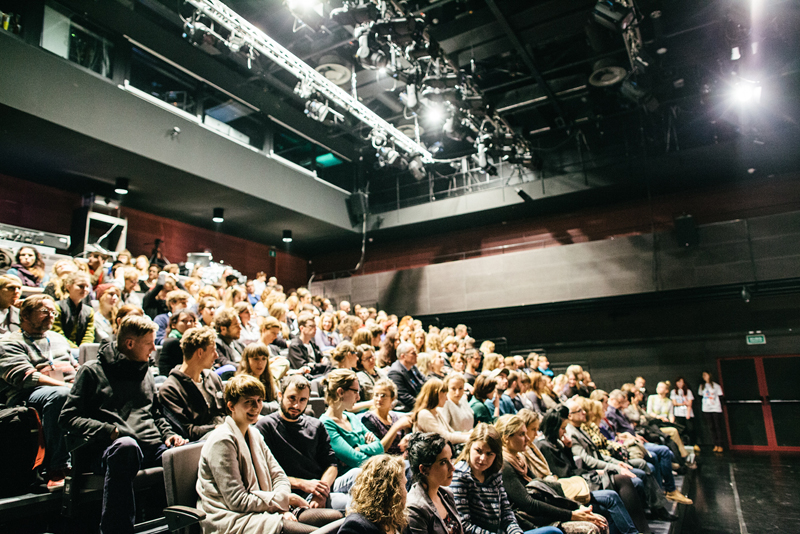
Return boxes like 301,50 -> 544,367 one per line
731,47 -> 741,60
212,208 -> 224,223
114,177 -> 129,195
283,230 -> 293,243
732,82 -> 761,103
593,0 -> 634,32
408,155 -> 427,180
424,104 -> 446,125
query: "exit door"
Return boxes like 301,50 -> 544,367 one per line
718,355 -> 800,452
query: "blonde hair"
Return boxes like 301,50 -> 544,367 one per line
416,352 -> 433,376
479,340 -> 495,354
495,414 -> 527,446
424,332 -> 441,353
348,455 -> 407,533
371,378 -> 397,400
321,368 -> 359,405
482,353 -> 503,373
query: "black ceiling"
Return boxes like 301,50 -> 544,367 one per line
3,0 -> 800,260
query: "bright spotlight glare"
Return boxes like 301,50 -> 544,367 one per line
732,82 -> 762,104
424,104 -> 446,125
731,47 -> 741,61
287,0 -> 317,11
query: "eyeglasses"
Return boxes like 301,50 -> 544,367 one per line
347,388 -> 360,394
38,309 -> 57,316
569,408 -> 586,415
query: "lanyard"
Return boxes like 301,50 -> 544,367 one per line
23,332 -> 54,369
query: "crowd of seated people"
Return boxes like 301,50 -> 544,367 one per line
0,250 -> 717,534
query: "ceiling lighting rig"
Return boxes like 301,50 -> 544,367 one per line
181,0 -> 432,163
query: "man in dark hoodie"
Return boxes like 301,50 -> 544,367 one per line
59,315 -> 187,534
157,326 -> 226,441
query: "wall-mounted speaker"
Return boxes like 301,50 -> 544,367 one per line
346,191 -> 369,227
674,214 -> 698,247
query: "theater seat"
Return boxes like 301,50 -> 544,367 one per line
78,343 -> 100,365
162,441 -> 206,533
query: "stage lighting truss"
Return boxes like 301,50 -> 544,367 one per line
182,0 -> 433,162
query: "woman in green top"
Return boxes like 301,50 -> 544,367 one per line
470,374 -> 501,425
320,369 -> 407,469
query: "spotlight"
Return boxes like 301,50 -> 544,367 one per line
330,4 -> 380,27
212,207 -> 224,223
114,177 -> 129,195
408,155 -> 427,181
378,146 -> 401,165
593,0 -> 634,32
283,230 -> 293,243
305,100 -> 329,122
732,82 -> 761,103
423,104 -> 446,126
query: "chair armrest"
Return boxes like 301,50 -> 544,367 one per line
164,505 -> 206,531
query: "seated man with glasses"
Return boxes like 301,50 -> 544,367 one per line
0,294 -> 77,490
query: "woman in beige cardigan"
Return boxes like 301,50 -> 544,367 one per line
197,375 -> 341,534
411,378 -> 469,446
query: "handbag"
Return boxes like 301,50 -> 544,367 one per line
558,475 -> 591,505
526,479 -> 580,510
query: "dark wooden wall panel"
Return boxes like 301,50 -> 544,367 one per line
311,172 -> 800,276
0,173 -> 308,290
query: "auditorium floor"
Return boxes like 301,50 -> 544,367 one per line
682,451 -> 800,534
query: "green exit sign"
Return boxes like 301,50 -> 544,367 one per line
269,250 -> 276,257
746,334 -> 766,345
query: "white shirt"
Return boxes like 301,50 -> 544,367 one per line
670,389 -> 694,418
699,383 -> 724,413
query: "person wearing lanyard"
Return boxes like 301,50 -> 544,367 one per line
0,294 -> 76,491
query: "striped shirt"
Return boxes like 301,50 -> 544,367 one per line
449,461 -> 523,534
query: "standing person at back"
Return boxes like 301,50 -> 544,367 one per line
59,315 -> 187,534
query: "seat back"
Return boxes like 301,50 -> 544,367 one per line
78,343 -> 100,365
162,442 -> 205,508
308,397 -> 327,418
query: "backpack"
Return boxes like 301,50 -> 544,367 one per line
0,406 -> 45,496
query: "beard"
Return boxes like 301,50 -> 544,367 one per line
280,402 -> 302,421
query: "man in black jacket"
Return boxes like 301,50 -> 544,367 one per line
213,307 -> 243,369
288,312 -> 329,377
158,326 -> 225,441
387,342 -> 425,412
59,315 -> 187,534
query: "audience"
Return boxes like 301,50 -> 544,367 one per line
256,375 -> 357,512
7,246 -> 46,288
0,274 -> 22,335
158,326 -> 226,441
412,378 -> 469,446
236,343 -> 280,414
197,374 -> 336,534
59,315 -> 187,534
153,290 -> 190,345
320,369 -> 394,469
157,309 -> 198,376
0,268 -> 716,533
214,307 -> 244,371
406,432 -> 462,534
52,271 -> 95,348
338,455 -> 407,534
387,341 -> 426,412
0,294 -> 74,489
495,415 -> 608,534
288,312 -> 328,377
442,372 -> 474,433
535,408 -> 647,534
450,423 -> 561,534
360,378 -> 412,455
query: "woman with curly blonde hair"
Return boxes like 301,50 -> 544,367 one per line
481,353 -> 504,374
339,455 -> 407,534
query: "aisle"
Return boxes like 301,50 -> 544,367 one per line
682,452 -> 800,534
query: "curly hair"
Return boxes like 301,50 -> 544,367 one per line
348,455 -> 407,533
407,432 -> 450,486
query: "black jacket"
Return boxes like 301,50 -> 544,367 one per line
59,339 -> 176,452
287,337 -> 328,375
158,368 -> 226,441
387,360 -> 425,412
406,483 -> 462,534
500,463 -> 574,527
339,513 -> 383,534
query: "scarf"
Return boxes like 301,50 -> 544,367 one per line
168,328 -> 183,340
11,264 -> 40,287
503,449 -> 533,483
524,444 -> 553,480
